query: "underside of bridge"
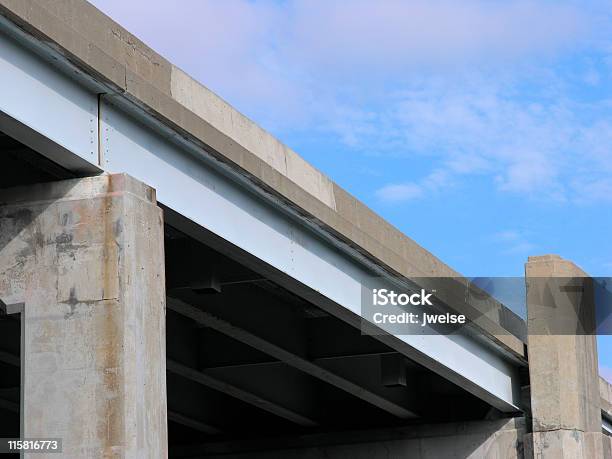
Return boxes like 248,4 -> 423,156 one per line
0,133 -> 510,458
1,1 -> 611,455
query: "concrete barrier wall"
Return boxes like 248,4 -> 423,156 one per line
187,418 -> 525,459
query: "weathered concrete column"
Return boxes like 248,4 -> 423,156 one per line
524,255 -> 603,458
0,174 -> 167,458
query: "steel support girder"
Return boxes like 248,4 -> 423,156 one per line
167,359 -> 319,427
167,296 -> 418,419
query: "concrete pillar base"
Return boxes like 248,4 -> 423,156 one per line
524,431 -> 606,459
0,174 -> 168,458
603,433 -> 612,457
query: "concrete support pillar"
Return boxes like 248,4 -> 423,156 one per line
524,255 -> 604,458
0,174 -> 167,458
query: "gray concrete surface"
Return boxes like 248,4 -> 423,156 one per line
601,377 -> 612,421
0,174 -> 167,458
524,255 -> 606,458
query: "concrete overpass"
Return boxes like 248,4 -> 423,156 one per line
0,1 -> 608,457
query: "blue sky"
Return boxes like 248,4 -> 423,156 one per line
90,0 -> 612,381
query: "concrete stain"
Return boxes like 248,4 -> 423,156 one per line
60,212 -> 71,226
61,286 -> 98,319
113,218 -> 123,238
99,174 -> 125,452
55,232 -> 73,244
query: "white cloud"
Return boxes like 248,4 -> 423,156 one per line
376,183 -> 423,203
502,241 -> 537,255
89,0 -> 590,121
288,0 -> 587,75
375,168 -> 452,203
389,81 -> 571,197
493,230 -> 521,243
351,74 -> 612,203
89,0 -> 612,204
571,177 -> 612,203
583,69 -> 601,85
492,230 -> 536,255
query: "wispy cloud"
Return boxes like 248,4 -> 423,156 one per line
346,76 -> 612,203
288,0 -> 587,73
375,183 -> 422,203
375,169 -> 451,203
90,0 -> 592,121
89,0 -> 612,204
493,230 -> 537,255
493,230 -> 522,243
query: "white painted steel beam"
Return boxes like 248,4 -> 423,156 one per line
103,98 -> 520,411
0,25 -> 98,169
0,20 -> 522,412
